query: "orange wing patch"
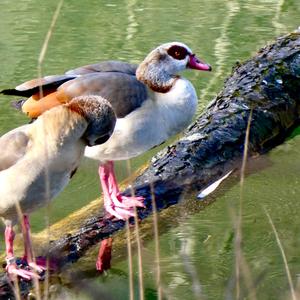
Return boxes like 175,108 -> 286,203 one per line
22,91 -> 70,118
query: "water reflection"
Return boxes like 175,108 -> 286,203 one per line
197,0 -> 241,114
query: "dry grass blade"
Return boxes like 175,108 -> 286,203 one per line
36,1 -> 64,299
134,206 -> 144,300
43,204 -> 52,300
240,109 -> 253,187
126,220 -> 134,300
235,109 -> 256,300
150,183 -> 162,300
38,0 -> 64,67
263,207 -> 297,300
126,160 -> 144,300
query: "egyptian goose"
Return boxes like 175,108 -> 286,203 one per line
0,95 -> 116,279
1,42 -> 211,220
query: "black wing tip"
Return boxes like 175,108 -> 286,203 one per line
1,88 -> 18,95
0,89 -> 26,111
1,88 -> 31,97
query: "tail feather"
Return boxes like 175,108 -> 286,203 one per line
1,88 -> 33,97
1,76 -> 76,98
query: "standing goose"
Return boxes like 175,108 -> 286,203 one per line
0,95 -> 116,279
1,42 -> 211,220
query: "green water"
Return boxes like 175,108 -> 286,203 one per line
1,0 -> 300,299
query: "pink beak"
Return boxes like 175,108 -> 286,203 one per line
188,54 -> 212,71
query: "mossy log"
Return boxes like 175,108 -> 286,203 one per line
1,31 -> 300,297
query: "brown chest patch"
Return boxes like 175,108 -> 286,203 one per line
143,76 -> 179,94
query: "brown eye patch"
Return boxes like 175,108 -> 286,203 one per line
167,45 -> 189,60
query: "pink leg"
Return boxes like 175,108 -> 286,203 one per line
96,237 -> 113,273
107,161 -> 144,207
22,215 -> 45,273
99,161 -> 145,220
4,222 -> 39,280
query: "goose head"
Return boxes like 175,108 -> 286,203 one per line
66,95 -> 116,146
136,42 -> 211,93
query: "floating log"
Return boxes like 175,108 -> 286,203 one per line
1,30 -> 300,297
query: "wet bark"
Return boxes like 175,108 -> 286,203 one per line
1,31 -> 300,297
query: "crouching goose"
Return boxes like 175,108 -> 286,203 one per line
1,42 -> 211,220
0,95 -> 116,279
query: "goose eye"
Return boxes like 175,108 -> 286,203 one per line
167,45 -> 188,60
